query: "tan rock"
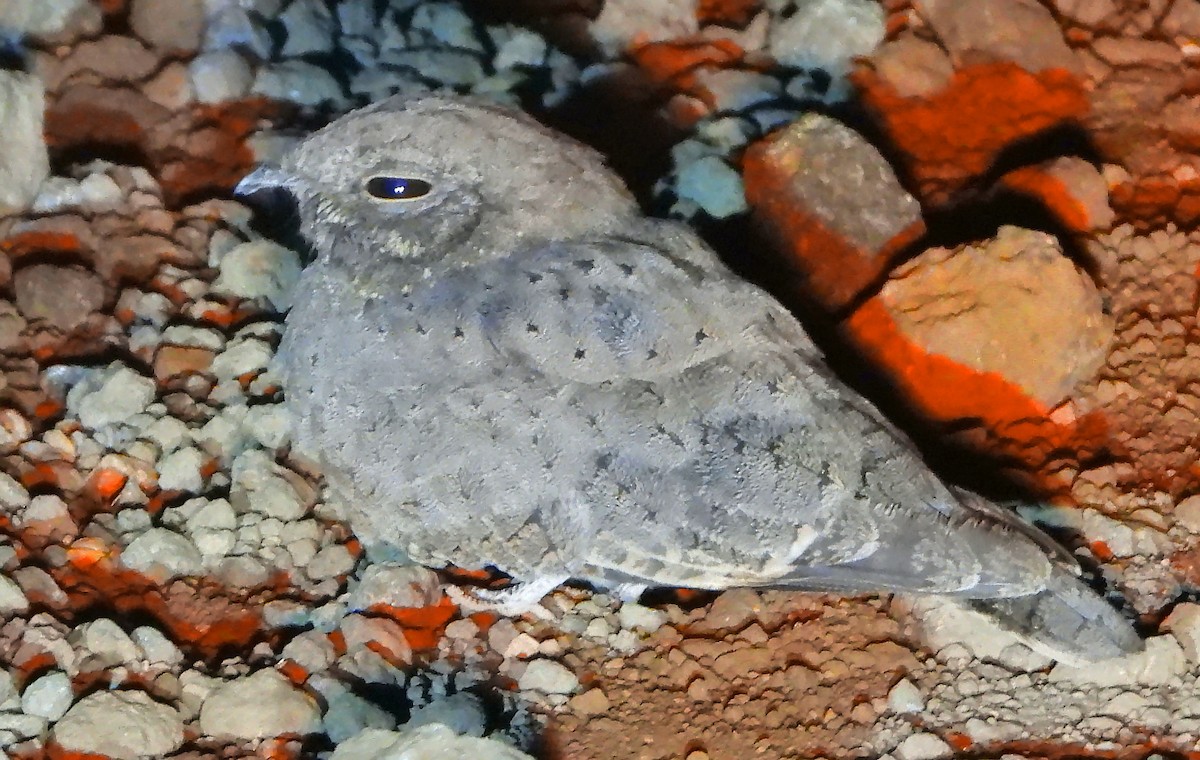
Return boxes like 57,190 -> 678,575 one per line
870,33 -> 955,98
914,0 -> 1083,75
877,226 -> 1113,406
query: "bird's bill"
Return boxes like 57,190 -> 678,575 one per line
234,163 -> 295,196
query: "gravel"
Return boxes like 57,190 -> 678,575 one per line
198,668 -> 321,740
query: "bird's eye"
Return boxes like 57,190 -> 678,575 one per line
365,176 -> 432,200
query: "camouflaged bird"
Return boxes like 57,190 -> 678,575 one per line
236,94 -> 1141,661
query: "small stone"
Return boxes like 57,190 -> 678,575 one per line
31,173 -> 123,214
14,264 -> 104,330
211,239 -> 303,311
406,693 -> 487,737
517,659 -> 579,694
916,0 -> 1082,75
230,449 -> 308,520
69,363 -> 157,431
72,618 -> 141,667
1175,495 -> 1200,533
567,688 -> 610,715
199,668 -> 321,740
695,588 -> 761,632
347,564 -> 442,611
121,527 -> 204,580
618,602 -> 667,632
21,670 -> 74,721
141,61 -> 193,110
674,156 -> 747,220
279,0 -> 335,56
156,446 -> 207,493
1048,635 -> 1186,687
894,732 -> 953,760
132,626 -> 183,666
0,574 -> 29,614
49,35 -> 159,87
211,338 -> 273,379
0,70 -> 50,215
340,614 -> 412,663
307,544 -> 356,580
0,0 -> 100,44
767,0 -> 885,102
129,0 -> 204,54
154,345 -> 215,382
189,50 -> 255,104
887,678 -> 924,713
52,689 -> 184,759
253,61 -> 345,108
1163,603 -> 1200,662
330,725 -> 535,760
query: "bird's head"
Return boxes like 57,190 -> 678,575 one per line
235,94 -> 639,271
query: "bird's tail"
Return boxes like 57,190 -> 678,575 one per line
969,562 -> 1143,662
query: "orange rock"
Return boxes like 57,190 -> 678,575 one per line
853,61 -> 1090,205
628,38 -> 746,99
844,296 -> 1111,489
999,157 -> 1115,233
153,345 -> 215,382
696,0 -> 761,27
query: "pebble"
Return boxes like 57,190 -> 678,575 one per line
211,338 -> 273,379
516,659 -> 579,694
0,70 -> 50,216
129,0 -> 204,53
72,618 -> 141,667
132,625 -> 183,666
313,676 -> 397,744
674,156 -> 747,219
894,732 -> 954,760
211,239 -> 303,310
307,543 -> 357,580
0,574 -> 29,614
1164,602 -> 1200,662
253,61 -> 346,107
888,678 -> 925,714
406,692 -> 487,736
568,688 -> 610,715
69,363 -> 157,432
120,527 -> 204,580
156,446 -> 207,493
199,668 -> 321,740
279,0 -> 336,56
31,173 -> 124,214
617,602 -> 667,632
52,689 -> 185,759
330,724 -> 535,760
190,50 -> 255,103
766,0 -> 885,102
20,669 -> 74,721
347,564 -> 442,611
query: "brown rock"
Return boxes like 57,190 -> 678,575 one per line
743,113 -> 924,311
1162,0 -> 1200,39
1055,0 -> 1118,28
0,301 -> 27,352
1000,156 -> 1115,233
13,264 -> 105,331
142,62 -> 194,111
877,226 -> 1113,406
1091,37 -> 1183,68
870,34 -> 955,98
45,35 -> 160,90
129,0 -> 205,54
691,588 -> 763,633
46,85 -> 171,152
97,234 -> 194,284
914,0 -> 1082,75
154,345 -> 215,381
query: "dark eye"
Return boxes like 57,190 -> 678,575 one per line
365,176 -> 432,200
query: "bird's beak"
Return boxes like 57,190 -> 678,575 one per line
236,162 -> 303,197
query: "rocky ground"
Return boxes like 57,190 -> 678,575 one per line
1,0 -> 1199,758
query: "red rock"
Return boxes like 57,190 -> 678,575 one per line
853,62 -> 1090,205
45,84 -> 171,151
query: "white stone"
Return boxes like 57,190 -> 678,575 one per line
516,659 -> 579,694
0,71 -> 50,216
887,678 -> 924,714
230,449 -> 308,520
20,670 -> 74,721
244,404 -> 294,449
132,626 -> 183,666
348,564 -> 442,611
330,725 -> 535,760
69,363 -> 157,432
1163,602 -> 1200,662
0,574 -> 28,614
767,0 -> 885,102
31,173 -> 123,214
894,732 -> 953,760
73,618 -> 142,667
253,61 -> 345,107
1048,635 -> 1186,687
211,338 -> 273,379
211,239 -> 303,310
52,689 -> 184,759
190,49 -> 255,103
675,156 -> 748,219
121,527 -> 204,580
157,446 -> 207,493
199,668 -> 321,740
617,602 -> 667,632
307,543 -> 356,580
589,0 -> 697,55
279,0 -> 335,56
0,471 -> 28,512
1175,494 -> 1200,533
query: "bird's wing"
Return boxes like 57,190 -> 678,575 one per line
447,231 -> 1063,598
